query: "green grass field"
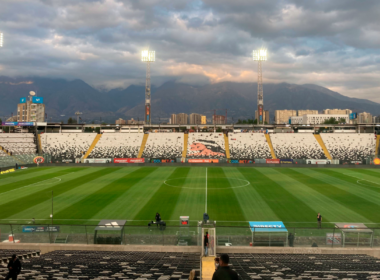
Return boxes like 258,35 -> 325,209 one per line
1,166 -> 380,229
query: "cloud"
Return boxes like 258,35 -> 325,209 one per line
0,0 -> 379,102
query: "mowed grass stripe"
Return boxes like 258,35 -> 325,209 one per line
54,167 -> 157,220
134,167 -> 190,222
0,167 -> 56,181
223,167 -> 278,222
0,167 -> 81,194
239,168 -> 315,224
258,168 -> 370,224
347,169 -> 380,183
207,167 -> 245,221
8,168 -> 139,224
0,167 -> 118,219
168,167 -> 207,224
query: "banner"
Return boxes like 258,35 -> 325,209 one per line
61,159 -> 73,163
0,168 -> 15,175
151,159 -> 175,163
307,159 -> 331,164
33,156 -> 45,164
22,226 -> 60,233
326,233 -> 341,245
188,159 -> 219,163
20,97 -> 26,103
1,122 -> 17,126
266,159 -> 280,164
229,159 -> 254,164
17,122 -> 34,126
32,96 -> 43,104
114,158 -> 144,163
84,158 -> 112,163
249,221 -> 288,232
280,159 -> 293,164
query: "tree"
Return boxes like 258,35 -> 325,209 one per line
338,118 -> 346,124
67,117 -> 77,124
216,127 -> 222,132
323,117 -> 339,125
236,118 -> 257,124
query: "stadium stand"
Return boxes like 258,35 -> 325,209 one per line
15,251 -> 199,280
270,134 -> 327,159
142,133 -> 184,159
227,253 -> 380,280
0,134 -> 36,155
0,249 -> 40,261
41,133 -> 96,160
88,133 -> 143,158
187,133 -> 226,158
321,134 -> 375,161
228,133 -> 272,159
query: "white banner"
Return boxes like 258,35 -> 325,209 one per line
306,159 -> 331,165
83,158 -> 112,163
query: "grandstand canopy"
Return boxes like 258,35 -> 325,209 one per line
95,219 -> 126,231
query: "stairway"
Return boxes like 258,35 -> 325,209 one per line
137,134 -> 149,158
201,256 -> 215,280
314,134 -> 332,160
37,134 -> 42,154
224,134 -> 230,159
182,134 -> 188,159
0,145 -> 11,156
264,134 -> 277,159
83,134 -> 102,159
376,135 -> 380,155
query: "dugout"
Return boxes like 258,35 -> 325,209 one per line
249,221 -> 288,247
335,223 -> 373,247
94,220 -> 126,245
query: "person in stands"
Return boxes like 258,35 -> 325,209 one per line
214,258 -> 220,271
317,213 -> 322,229
212,254 -> 238,280
5,254 -> 21,280
204,232 -> 209,256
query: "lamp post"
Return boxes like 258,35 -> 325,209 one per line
253,49 -> 267,125
141,50 -> 155,125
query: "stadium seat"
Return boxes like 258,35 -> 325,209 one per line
187,133 -> 226,158
229,133 -> 272,159
0,133 -> 37,155
142,133 -> 184,159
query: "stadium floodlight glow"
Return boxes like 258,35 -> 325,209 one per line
253,49 -> 267,125
0,33 -> 3,48
141,49 -> 155,125
253,49 -> 267,61
141,50 -> 155,62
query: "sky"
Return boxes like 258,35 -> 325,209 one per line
1,0 -> 380,102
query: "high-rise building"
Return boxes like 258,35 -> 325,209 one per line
189,113 -> 202,125
17,95 -> 45,122
358,112 -> 373,124
291,114 -> 349,125
323,109 -> 352,115
255,110 -> 270,124
170,114 -> 177,125
374,116 -> 380,123
298,110 -> 318,115
115,118 -> 126,125
177,113 -> 188,125
213,115 -> 226,125
201,115 -> 207,125
275,110 -> 297,124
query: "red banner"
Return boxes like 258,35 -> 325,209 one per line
188,159 -> 219,163
266,159 -> 280,164
114,158 -> 145,163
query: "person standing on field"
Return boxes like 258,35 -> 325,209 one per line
317,213 -> 322,228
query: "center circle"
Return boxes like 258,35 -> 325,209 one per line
163,177 -> 250,190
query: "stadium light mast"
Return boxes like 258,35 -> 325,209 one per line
75,111 -> 82,124
0,33 -> 3,47
141,49 -> 155,125
253,49 -> 267,125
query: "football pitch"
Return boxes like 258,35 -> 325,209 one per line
1,166 -> 380,228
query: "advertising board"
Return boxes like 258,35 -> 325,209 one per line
349,113 -> 357,120
1,122 -> 18,126
249,221 -> 287,232
113,158 -> 144,163
326,233 -> 341,245
0,168 -> 15,175
17,122 -> 34,126
306,159 -> 331,164
61,159 -> 73,163
85,158 -> 112,163
22,226 -> 60,233
151,159 -> 175,163
20,97 -> 26,103
188,159 -> 219,163
33,156 -> 45,164
280,159 -> 293,164
32,96 -> 44,104
229,159 -> 254,164
266,159 -> 280,164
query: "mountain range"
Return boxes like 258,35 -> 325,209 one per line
0,76 -> 379,123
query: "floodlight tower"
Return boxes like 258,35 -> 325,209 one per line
75,111 -> 82,124
141,50 -> 155,125
253,49 -> 267,125
0,33 -> 3,48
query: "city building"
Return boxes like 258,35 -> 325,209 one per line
115,118 -> 126,125
177,113 -> 188,125
290,114 -> 349,125
170,114 -> 177,125
17,95 -> 45,122
255,110 -> 270,124
213,115 -> 226,125
374,116 -> 380,123
127,118 -> 144,125
357,112 -> 373,124
189,113 -> 202,125
323,109 -> 352,115
298,110 -> 318,115
201,115 -> 207,125
275,110 -> 297,124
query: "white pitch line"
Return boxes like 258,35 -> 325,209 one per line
205,167 -> 208,213
0,177 -> 61,196
344,173 -> 380,186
